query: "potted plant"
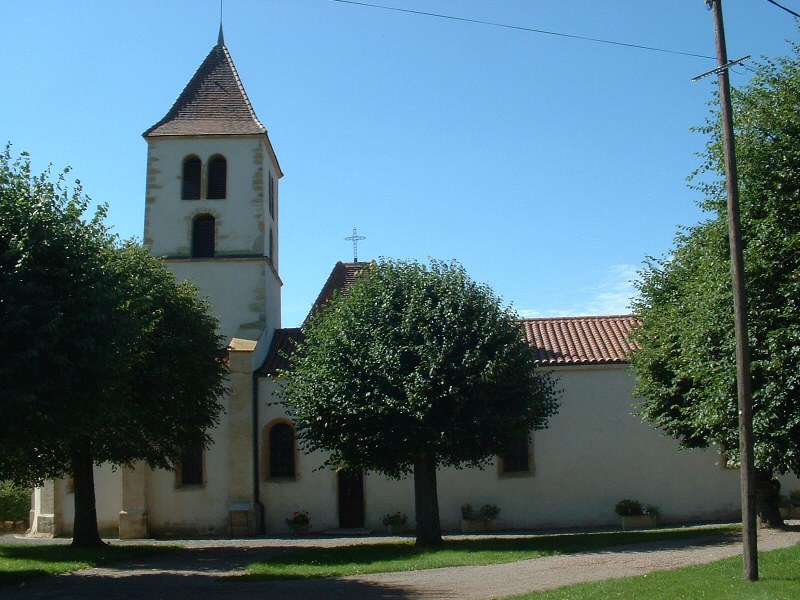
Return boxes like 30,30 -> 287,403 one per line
790,490 -> 800,519
285,510 -> 310,535
461,503 -> 500,533
382,511 -> 407,534
615,499 -> 659,530
779,490 -> 800,520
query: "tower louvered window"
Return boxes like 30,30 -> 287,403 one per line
207,155 -> 227,199
182,156 -> 201,200
192,214 -> 215,258
269,229 -> 274,262
268,173 -> 275,217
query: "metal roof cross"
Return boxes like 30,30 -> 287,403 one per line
344,227 -> 366,262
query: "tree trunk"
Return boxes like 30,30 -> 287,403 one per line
70,439 -> 105,547
413,452 -> 443,547
755,470 -> 783,528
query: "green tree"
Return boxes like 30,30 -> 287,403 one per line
281,259 -> 559,547
0,148 -> 227,546
631,45 -> 800,526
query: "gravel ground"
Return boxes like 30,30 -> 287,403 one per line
2,523 -> 799,600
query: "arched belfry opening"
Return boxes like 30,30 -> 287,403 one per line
191,214 -> 215,258
182,155 -> 201,200
207,155 -> 227,199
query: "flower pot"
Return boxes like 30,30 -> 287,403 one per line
290,524 -> 309,536
461,518 -> 496,534
621,515 -> 657,530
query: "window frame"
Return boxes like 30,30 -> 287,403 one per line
499,433 -> 534,477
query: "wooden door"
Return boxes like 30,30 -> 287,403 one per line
337,470 -> 365,528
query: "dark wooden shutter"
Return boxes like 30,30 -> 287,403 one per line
192,215 -> 215,258
207,156 -> 227,199
180,444 -> 203,486
268,173 -> 274,217
182,156 -> 201,200
501,435 -> 530,473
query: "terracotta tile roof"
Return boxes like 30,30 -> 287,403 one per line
257,328 -> 304,376
305,261 -> 372,322
144,42 -> 267,137
521,315 -> 640,365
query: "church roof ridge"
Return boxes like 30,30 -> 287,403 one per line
143,39 -> 267,137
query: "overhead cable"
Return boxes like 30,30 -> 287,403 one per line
331,0 -> 716,61
765,0 -> 800,19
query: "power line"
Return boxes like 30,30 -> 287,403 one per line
765,0 -> 800,19
766,0 -> 800,19
331,0 -> 716,61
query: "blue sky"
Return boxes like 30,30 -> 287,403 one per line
3,1 -> 798,327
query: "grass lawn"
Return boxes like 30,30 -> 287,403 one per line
511,541 -> 800,600
0,544 -> 174,586
245,525 -> 739,580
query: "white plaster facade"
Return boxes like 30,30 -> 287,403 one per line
257,364 -> 793,534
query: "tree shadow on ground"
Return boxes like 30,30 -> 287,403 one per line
0,569 -> 424,600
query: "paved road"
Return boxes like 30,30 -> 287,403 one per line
2,525 -> 799,599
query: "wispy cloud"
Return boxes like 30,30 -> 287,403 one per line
517,264 -> 639,318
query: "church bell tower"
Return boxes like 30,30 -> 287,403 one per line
142,26 -> 283,353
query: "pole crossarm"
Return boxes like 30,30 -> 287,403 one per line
691,55 -> 750,81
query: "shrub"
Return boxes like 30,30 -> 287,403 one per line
382,512 -> 407,527
461,503 -> 500,521
461,503 -> 476,520
285,510 -> 310,527
478,504 -> 500,520
0,483 -> 30,522
644,504 -> 661,519
614,499 -> 644,516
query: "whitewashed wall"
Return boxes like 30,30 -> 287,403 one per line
258,364 -> 760,533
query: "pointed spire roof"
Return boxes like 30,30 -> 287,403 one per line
144,37 -> 266,137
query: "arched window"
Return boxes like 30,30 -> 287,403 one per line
207,155 -> 227,199
269,422 -> 295,478
182,155 -> 201,200
191,214 -> 215,258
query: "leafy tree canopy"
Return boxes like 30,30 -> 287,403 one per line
0,148 -> 227,544
281,258 -> 559,545
631,44 -> 800,484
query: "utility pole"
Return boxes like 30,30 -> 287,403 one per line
705,0 -> 758,581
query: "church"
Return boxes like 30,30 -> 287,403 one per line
29,31 -> 797,538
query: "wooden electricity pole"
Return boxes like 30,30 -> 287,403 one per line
705,0 -> 758,581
